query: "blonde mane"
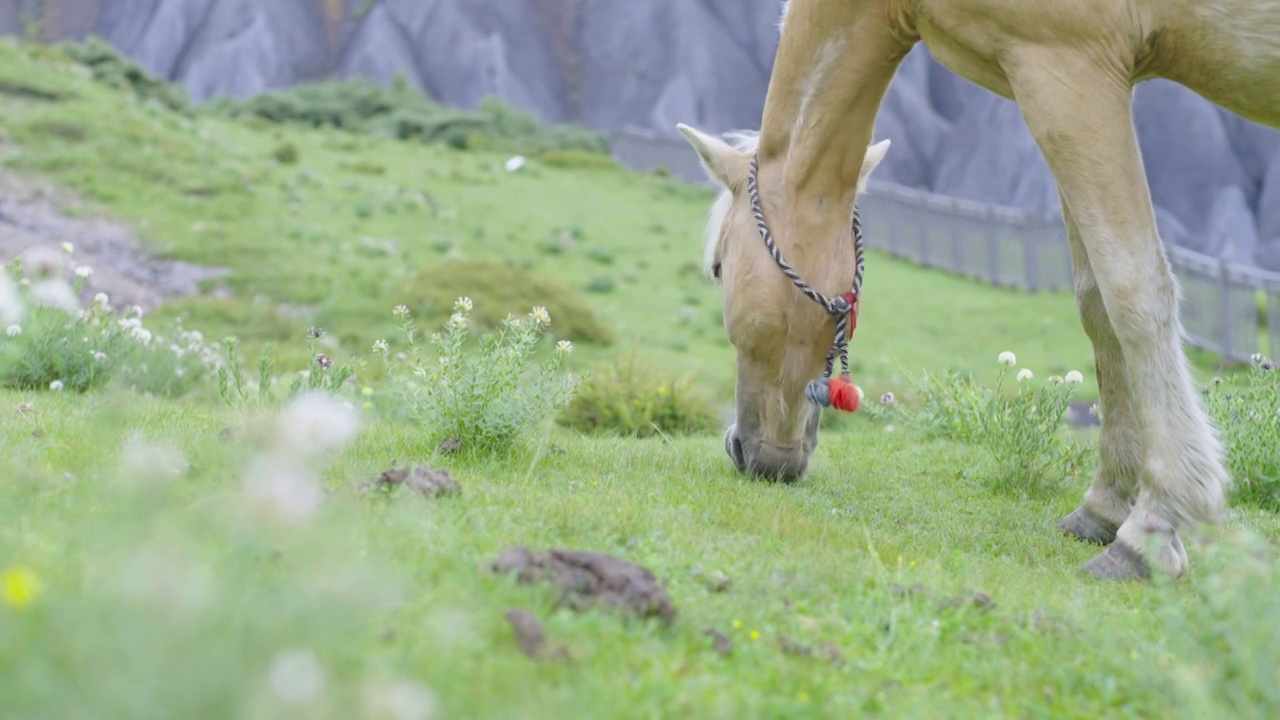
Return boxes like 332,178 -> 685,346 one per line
701,130 -> 761,279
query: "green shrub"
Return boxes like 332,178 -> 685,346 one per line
60,36 -> 189,112
557,357 -> 721,438
377,299 -> 580,455
1204,355 -> 1280,509
271,141 -> 300,165
216,327 -> 359,411
585,276 -> 615,294
888,351 -> 1090,497
399,259 -> 613,346
0,254 -> 217,396
205,78 -> 608,156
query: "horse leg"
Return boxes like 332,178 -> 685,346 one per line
1056,192 -> 1142,545
1006,50 -> 1229,579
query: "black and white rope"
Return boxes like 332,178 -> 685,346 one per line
745,152 -> 865,381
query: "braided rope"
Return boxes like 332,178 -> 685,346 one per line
746,153 -> 865,410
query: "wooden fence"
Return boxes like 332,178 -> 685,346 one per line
609,127 -> 1279,362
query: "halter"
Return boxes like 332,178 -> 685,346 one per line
745,153 -> 865,413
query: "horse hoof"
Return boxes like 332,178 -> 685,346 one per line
1057,506 -> 1118,545
1081,541 -> 1150,582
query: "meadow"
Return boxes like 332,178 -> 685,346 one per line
1,38 -> 1278,719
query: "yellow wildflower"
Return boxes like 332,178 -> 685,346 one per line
2,566 -> 39,610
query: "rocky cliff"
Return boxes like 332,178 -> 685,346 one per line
4,0 -> 1280,267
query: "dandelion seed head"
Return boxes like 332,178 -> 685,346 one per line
1016,368 -> 1033,382
268,649 -> 326,705
997,351 -> 1016,367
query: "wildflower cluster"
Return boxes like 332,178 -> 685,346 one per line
894,350 -> 1090,496
378,297 -> 581,455
1203,354 -> 1280,510
0,248 -> 219,395
217,328 -> 359,410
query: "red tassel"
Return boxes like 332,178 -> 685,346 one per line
827,374 -> 860,413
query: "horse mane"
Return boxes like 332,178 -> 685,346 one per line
702,129 -> 761,279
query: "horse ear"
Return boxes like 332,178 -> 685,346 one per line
677,123 -> 745,188
856,139 -> 891,194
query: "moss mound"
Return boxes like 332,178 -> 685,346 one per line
401,259 -> 614,346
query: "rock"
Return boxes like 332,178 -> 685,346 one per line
1205,185 -> 1259,264
362,464 -> 462,497
875,45 -> 950,188
1134,79 -> 1250,235
931,92 -> 1061,217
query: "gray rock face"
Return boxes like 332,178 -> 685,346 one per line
931,92 -> 1060,217
5,0 -> 1280,269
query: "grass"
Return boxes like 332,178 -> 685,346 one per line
3,388 -> 1278,719
1,38 -> 1277,719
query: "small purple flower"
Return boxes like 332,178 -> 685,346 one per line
315,353 -> 333,370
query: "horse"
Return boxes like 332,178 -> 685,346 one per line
675,0 -> 1280,581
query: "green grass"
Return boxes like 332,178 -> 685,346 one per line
2,388 -> 1277,719
1,39 -> 1277,719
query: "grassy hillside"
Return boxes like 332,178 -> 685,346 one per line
1,38 -> 1278,720
0,38 -> 1112,410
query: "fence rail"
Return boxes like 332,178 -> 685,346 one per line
609,127 -> 1280,363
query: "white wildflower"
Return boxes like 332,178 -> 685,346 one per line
392,305 -> 410,318
5,324 -> 20,337
362,679 -> 438,720
61,242 -> 74,254
555,340 -> 573,356
49,380 -> 63,391
530,306 -> 550,325
448,313 -> 467,329
74,265 -> 93,278
1064,370 -> 1084,384
504,155 -> 526,172
131,326 -> 153,345
268,649 -> 326,705
0,273 -> 23,325
93,351 -> 106,362
454,296 -> 473,312
129,305 -> 144,319
276,391 -> 361,458
372,339 -> 389,353
1048,375 -> 1064,385
31,279 -> 79,314
880,391 -> 896,405
93,292 -> 110,307
1016,368 -> 1033,382
997,351 -> 1017,367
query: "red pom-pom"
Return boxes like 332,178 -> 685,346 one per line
827,374 -> 860,413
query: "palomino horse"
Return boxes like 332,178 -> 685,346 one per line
676,0 -> 1280,581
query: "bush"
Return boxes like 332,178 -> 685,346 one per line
889,351 -> 1090,497
60,36 -> 189,112
1203,355 -> 1280,509
206,78 -> 608,156
557,357 -> 721,438
216,328 -> 359,411
377,299 -> 580,455
400,259 -> 613,346
0,253 -> 217,396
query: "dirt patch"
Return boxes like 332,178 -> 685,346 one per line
0,156 -> 229,311
362,464 -> 462,498
503,607 -> 572,662
491,547 -> 676,625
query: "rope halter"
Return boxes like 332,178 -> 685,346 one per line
745,153 -> 865,413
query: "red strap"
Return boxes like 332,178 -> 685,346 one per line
844,291 -> 859,338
